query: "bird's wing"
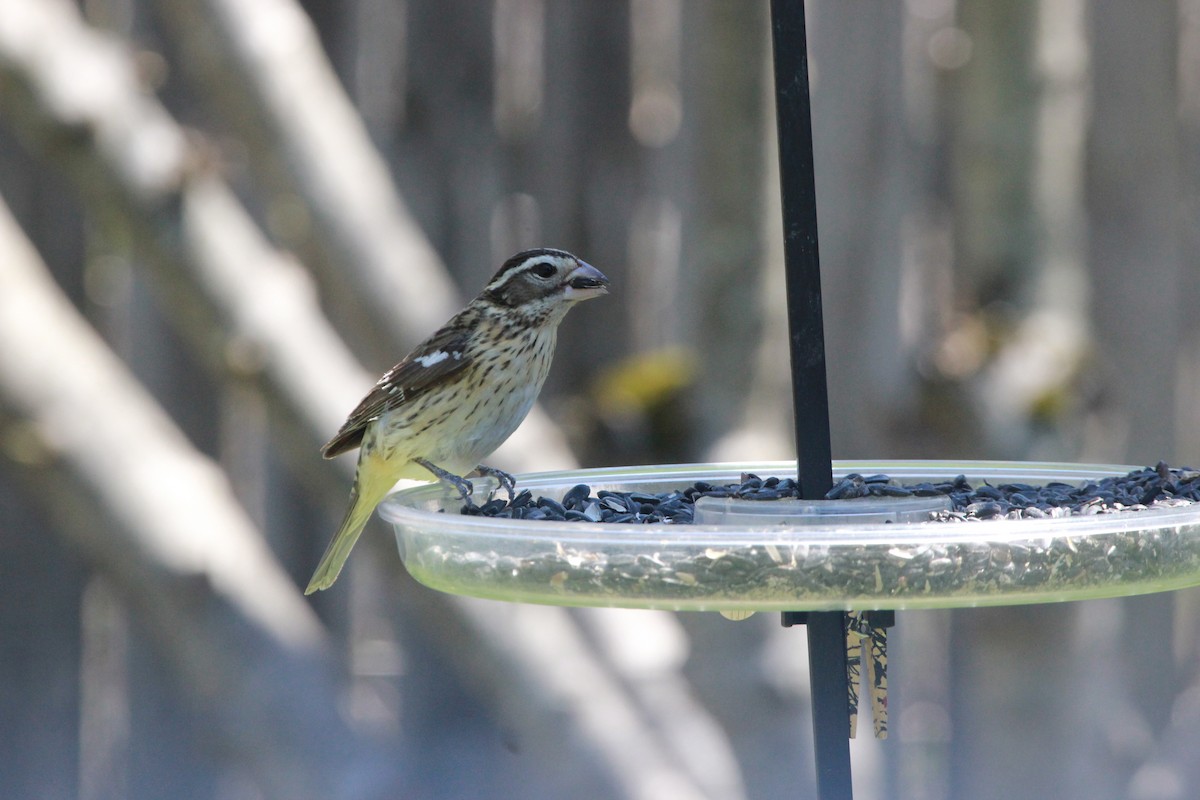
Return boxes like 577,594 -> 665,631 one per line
321,327 -> 473,458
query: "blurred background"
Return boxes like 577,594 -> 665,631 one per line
2,0 -> 1199,798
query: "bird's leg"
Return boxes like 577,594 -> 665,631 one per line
414,458 -> 474,502
475,464 -> 517,501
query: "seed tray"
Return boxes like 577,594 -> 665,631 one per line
378,461 -> 1200,611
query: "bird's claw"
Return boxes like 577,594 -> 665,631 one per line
415,457 -> 476,503
475,465 -> 516,501
447,474 -> 475,501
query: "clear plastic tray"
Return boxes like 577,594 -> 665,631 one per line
378,461 -> 1200,611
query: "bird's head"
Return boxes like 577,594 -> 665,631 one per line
483,249 -> 609,318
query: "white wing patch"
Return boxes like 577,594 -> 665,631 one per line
415,350 -> 462,368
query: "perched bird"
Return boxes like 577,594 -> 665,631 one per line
305,248 -> 609,594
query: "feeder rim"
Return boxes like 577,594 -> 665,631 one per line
378,459 -> 1200,545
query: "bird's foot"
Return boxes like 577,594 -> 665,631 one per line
415,458 -> 475,503
475,464 -> 517,501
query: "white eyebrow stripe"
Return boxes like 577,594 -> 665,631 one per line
488,266 -> 524,291
488,256 -> 561,291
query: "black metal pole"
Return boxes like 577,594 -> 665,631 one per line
805,612 -> 853,798
769,0 -> 833,500
770,2 -> 853,799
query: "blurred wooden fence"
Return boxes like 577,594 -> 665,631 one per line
2,1 -> 1200,799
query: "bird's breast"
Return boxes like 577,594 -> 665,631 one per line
368,326 -> 557,475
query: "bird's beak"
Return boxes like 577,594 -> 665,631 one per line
563,261 -> 610,300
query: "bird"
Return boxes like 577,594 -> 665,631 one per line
305,248 -> 609,594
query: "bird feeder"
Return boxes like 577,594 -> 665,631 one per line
379,2 -> 1200,797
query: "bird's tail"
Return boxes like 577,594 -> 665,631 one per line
305,462 -> 396,594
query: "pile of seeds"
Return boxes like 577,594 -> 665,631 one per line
461,462 -> 1200,524
407,464 -> 1200,606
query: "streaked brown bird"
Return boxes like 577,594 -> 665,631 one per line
306,248 -> 609,594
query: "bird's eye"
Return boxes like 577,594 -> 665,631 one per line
529,261 -> 556,279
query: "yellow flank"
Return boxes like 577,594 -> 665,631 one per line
304,450 -> 405,595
